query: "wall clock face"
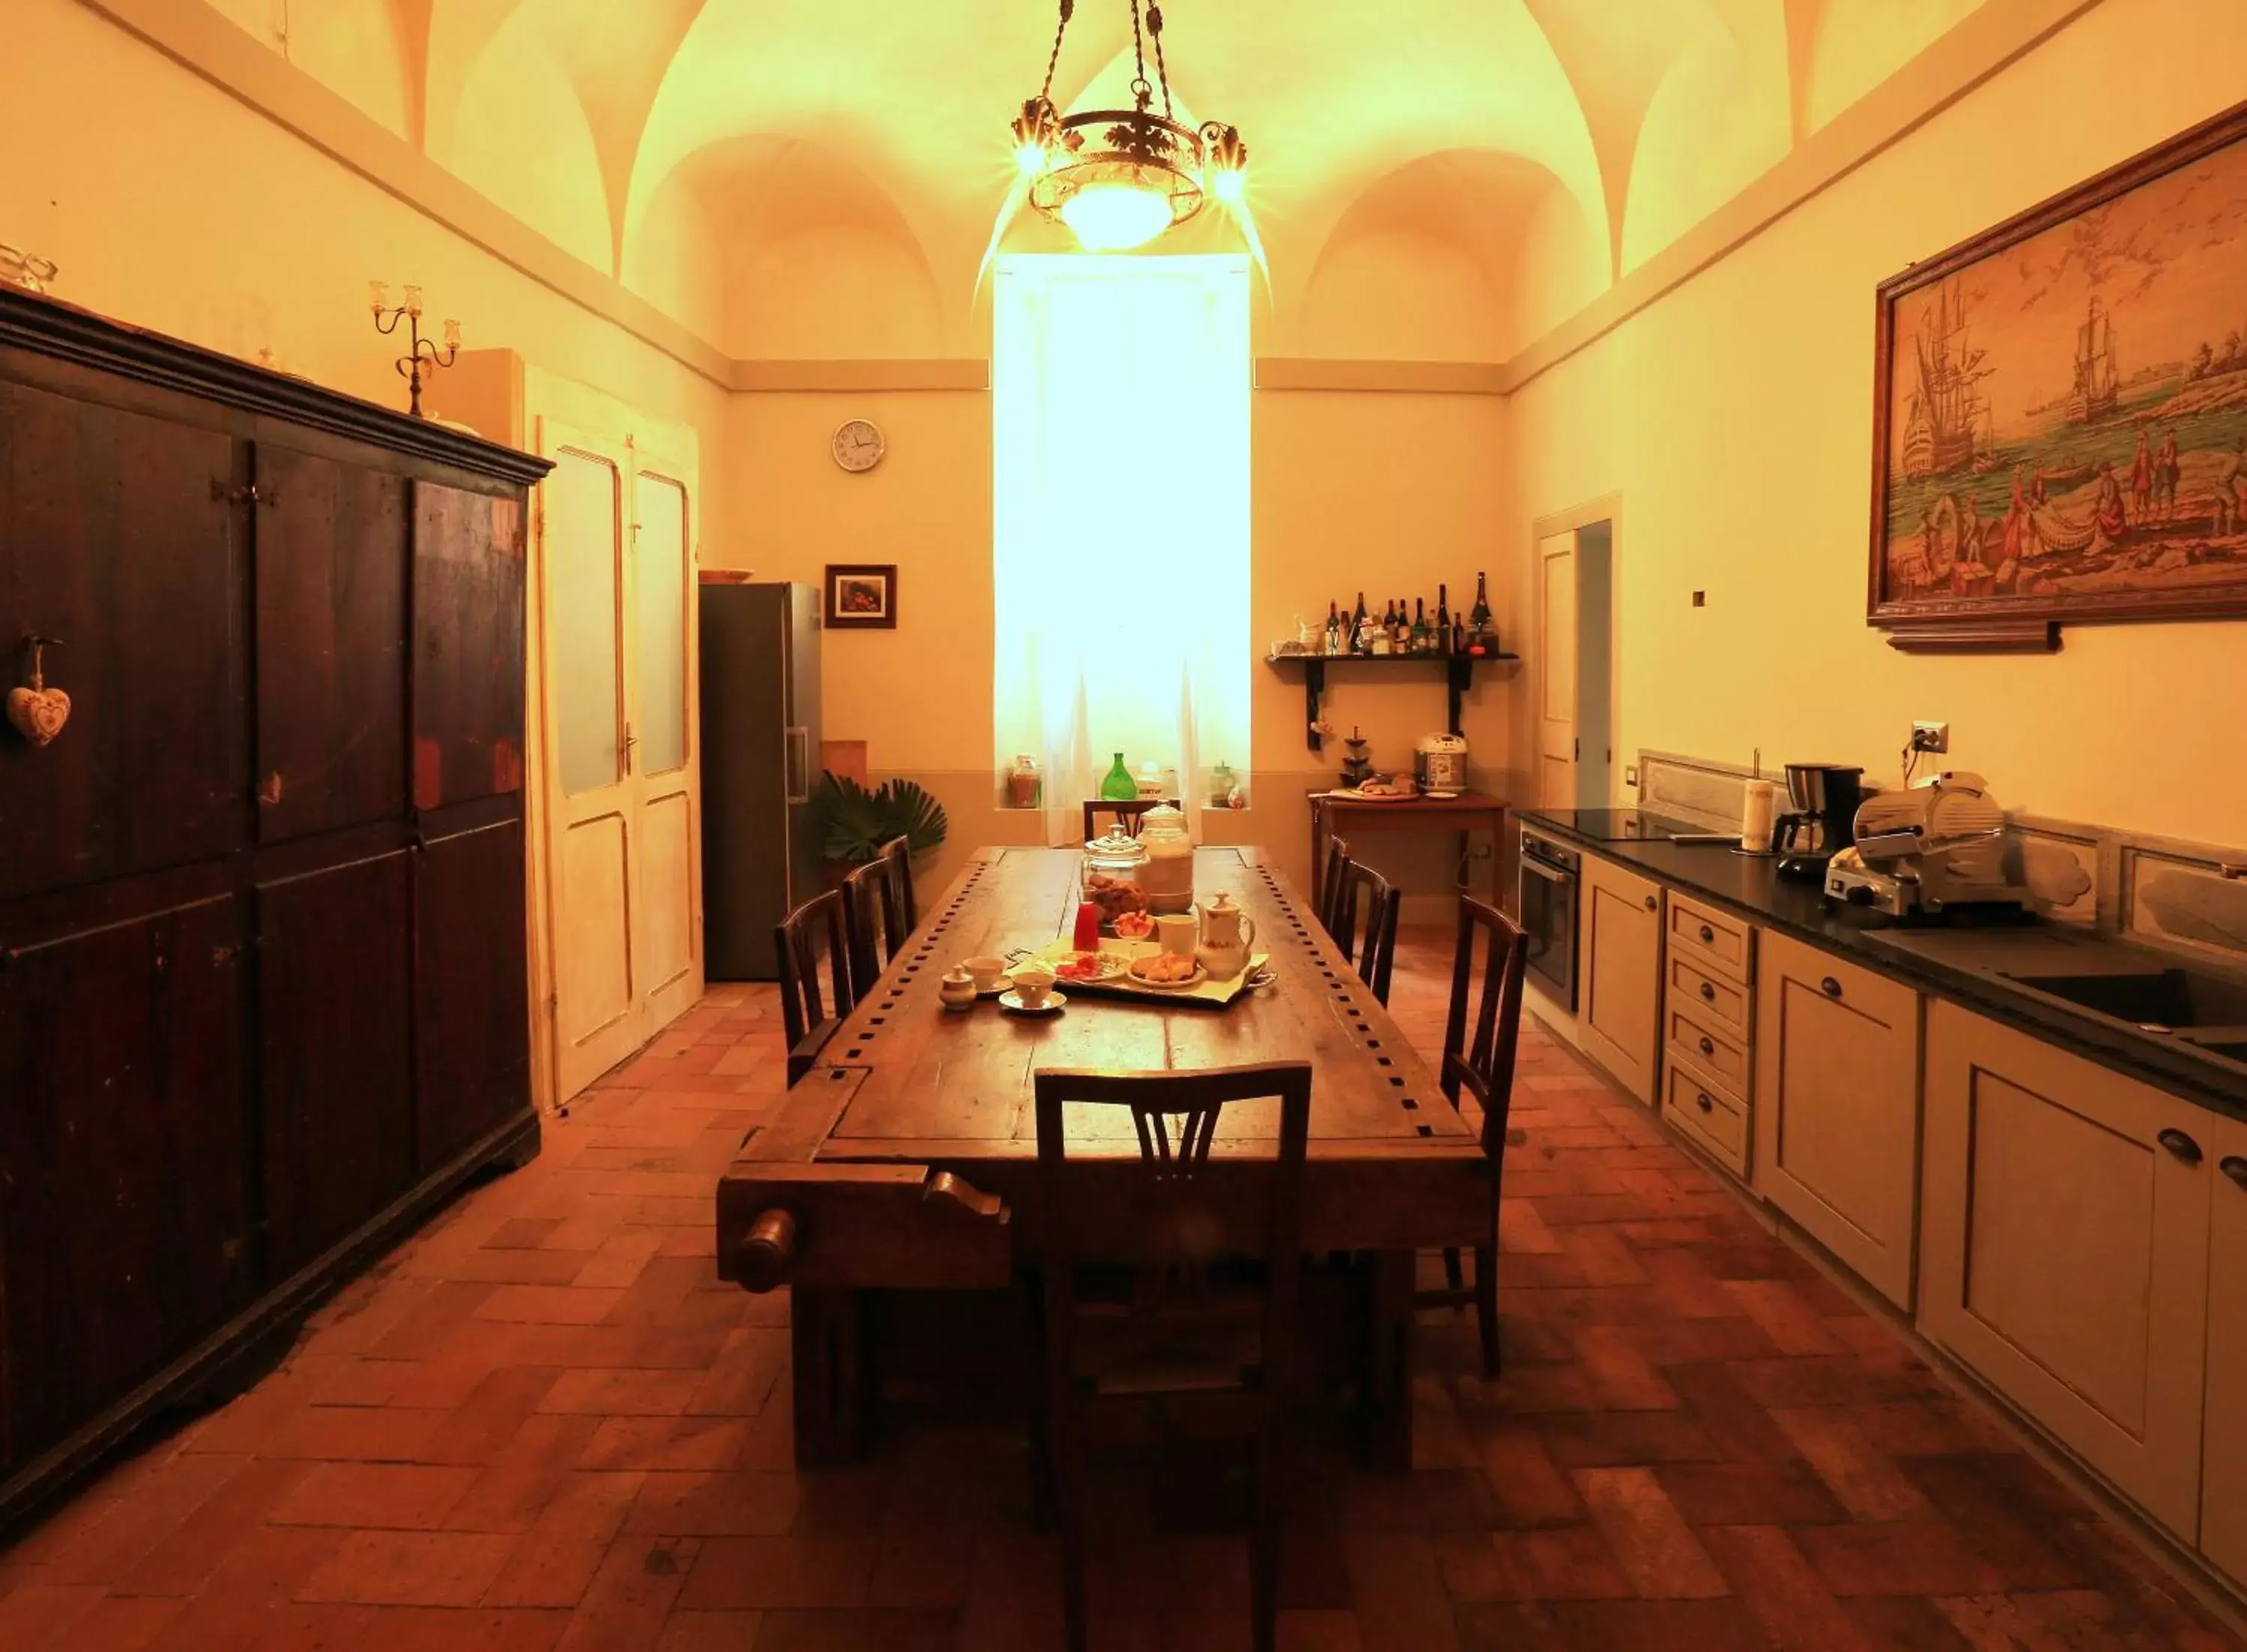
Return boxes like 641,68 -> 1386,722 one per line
831,418 -> 885,473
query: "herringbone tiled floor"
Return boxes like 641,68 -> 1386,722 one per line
1,929 -> 2239,1651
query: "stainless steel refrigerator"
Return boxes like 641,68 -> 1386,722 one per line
700,581 -> 822,980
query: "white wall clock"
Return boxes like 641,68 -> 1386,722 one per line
831,418 -> 885,473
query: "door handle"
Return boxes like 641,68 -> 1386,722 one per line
784,726 -> 810,804
1643,895 -> 1658,911
2157,1128 -> 2203,1166
621,723 -> 638,771
2222,1156 -> 2247,1188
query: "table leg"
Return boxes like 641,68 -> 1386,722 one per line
791,1286 -> 868,1468
1309,799 -> 1326,920
1363,1249 -> 1414,1473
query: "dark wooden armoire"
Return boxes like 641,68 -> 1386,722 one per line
0,288 -> 550,1527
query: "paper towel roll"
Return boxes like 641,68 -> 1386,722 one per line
1740,779 -> 1778,852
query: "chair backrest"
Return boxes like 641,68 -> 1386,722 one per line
879,834 -> 918,935
1081,798 -> 1181,842
1441,895 -> 1529,1159
1317,836 -> 1352,941
1331,860 -> 1401,1005
840,857 -> 903,991
774,889 -> 856,1085
1032,1063 -> 1312,1381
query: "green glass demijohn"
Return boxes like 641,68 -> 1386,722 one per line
1099,752 -> 1137,802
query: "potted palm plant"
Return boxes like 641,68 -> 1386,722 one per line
808,773 -> 949,881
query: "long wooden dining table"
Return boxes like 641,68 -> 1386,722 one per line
714,845 -> 1491,1469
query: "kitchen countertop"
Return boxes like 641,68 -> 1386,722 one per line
1518,807 -> 2247,1120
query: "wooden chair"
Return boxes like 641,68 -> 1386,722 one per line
879,833 -> 918,936
1414,896 -> 1528,1376
1328,859 -> 1401,1005
840,858 -> 904,996
774,890 -> 857,1087
1031,1063 -> 1313,1652
1316,834 -> 1352,941
1080,798 -> 1180,841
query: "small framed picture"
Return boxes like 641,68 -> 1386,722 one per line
823,563 -> 897,629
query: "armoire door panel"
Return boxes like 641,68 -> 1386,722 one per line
0,896 -> 254,1473
0,383 -> 244,899
412,483 -> 526,810
252,446 -> 408,842
416,816 -> 531,1172
259,851 -> 416,1280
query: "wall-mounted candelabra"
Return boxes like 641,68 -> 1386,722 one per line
369,281 -> 460,418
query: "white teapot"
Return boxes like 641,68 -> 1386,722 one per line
1195,892 -> 1258,983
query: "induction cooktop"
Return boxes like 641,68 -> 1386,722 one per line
1529,808 -> 1708,842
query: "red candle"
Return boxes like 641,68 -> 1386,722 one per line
1073,901 -> 1103,952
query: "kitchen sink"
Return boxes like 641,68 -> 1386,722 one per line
1999,968 -> 2247,1031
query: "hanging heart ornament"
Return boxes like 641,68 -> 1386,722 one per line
8,636 -> 68,747
7,682 -> 70,747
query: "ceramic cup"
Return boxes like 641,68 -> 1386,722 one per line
964,956 -> 1008,993
1153,913 -> 1198,958
1008,962 -> 1058,1007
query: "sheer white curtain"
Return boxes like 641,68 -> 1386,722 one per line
992,254 -> 1252,845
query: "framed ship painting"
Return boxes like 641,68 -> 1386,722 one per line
1870,100 -> 2247,651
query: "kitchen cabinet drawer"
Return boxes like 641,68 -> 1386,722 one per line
1580,854 -> 1664,1106
1667,1000 -> 1750,1096
1670,953 -> 1750,1041
1664,1057 -> 1748,1176
1920,1000 -> 2209,1540
1754,932 -> 1920,1309
1668,892 -> 1752,985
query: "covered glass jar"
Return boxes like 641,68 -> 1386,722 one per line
1080,827 -> 1149,926
1135,803 -> 1195,914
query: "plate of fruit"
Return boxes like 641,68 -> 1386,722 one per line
1055,950 -> 1130,985
1112,911 -> 1155,941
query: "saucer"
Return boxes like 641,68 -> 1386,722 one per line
998,989 -> 1067,1015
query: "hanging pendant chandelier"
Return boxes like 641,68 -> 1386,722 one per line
1010,0 -> 1249,253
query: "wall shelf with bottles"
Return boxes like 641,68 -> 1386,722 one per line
1264,650 -> 1520,753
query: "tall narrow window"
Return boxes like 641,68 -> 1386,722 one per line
993,254 -> 1252,839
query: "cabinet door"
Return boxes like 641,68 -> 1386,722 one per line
0,896 -> 254,1473
1920,1000 -> 2210,1538
1579,855 -> 1662,1104
0,383 -> 244,899
2198,1112 -> 2247,1586
412,482 -> 526,810
259,851 -> 415,1280
1753,934 -> 1920,1308
415,815 -> 532,1173
252,446 -> 407,842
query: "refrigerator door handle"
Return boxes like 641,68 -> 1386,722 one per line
784,726 -> 810,804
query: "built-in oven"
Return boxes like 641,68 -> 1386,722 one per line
1517,827 -> 1580,1011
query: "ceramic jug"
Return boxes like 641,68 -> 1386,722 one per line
1195,892 -> 1258,982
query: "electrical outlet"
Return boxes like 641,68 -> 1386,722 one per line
1911,720 -> 1950,754
1624,764 -> 1640,787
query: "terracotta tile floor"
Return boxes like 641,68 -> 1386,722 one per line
4,928 -> 2242,1651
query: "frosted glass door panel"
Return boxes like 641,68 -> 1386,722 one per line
551,449 -> 623,797
635,476 -> 689,777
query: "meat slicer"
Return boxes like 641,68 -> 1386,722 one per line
1823,771 -> 2034,918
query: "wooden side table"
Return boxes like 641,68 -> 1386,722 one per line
1310,790 -> 1511,909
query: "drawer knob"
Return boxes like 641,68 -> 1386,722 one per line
1698,1035 -> 1715,1057
2158,1128 -> 2203,1167
1820,976 -> 1843,999
2222,1156 -> 2247,1188
735,1207 -> 799,1292
1698,982 -> 1715,1002
1698,923 -> 1714,944
1696,1092 -> 1714,1114
1644,894 -> 1658,912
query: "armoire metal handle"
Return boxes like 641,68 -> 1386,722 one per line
1820,976 -> 1843,999
1699,982 -> 1715,1002
1698,923 -> 1714,944
2221,1156 -> 2247,1188
1695,1092 -> 1714,1114
2157,1128 -> 2203,1166
1699,1036 -> 1714,1057
1643,895 -> 1658,911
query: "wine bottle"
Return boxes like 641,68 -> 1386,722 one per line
1468,571 -> 1494,657
1352,591 -> 1368,655
1411,598 -> 1429,654
1325,600 -> 1341,656
1436,583 -> 1451,646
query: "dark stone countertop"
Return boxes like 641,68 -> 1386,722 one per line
1517,808 -> 2247,1122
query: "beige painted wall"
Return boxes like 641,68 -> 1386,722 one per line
716,383 -> 1517,908
1509,0 -> 2247,849
3,0 -> 731,545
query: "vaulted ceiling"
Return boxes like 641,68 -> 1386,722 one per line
208,0 -> 1989,358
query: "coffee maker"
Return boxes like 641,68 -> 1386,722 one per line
1773,762 -> 1864,880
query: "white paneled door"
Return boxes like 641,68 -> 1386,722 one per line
1536,529 -> 1577,810
539,422 -> 701,1100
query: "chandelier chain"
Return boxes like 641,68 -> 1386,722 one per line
1129,0 -> 1150,109
1038,0 -> 1073,105
1147,4 -> 1172,121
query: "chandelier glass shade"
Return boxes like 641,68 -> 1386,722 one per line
1010,2 -> 1247,253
